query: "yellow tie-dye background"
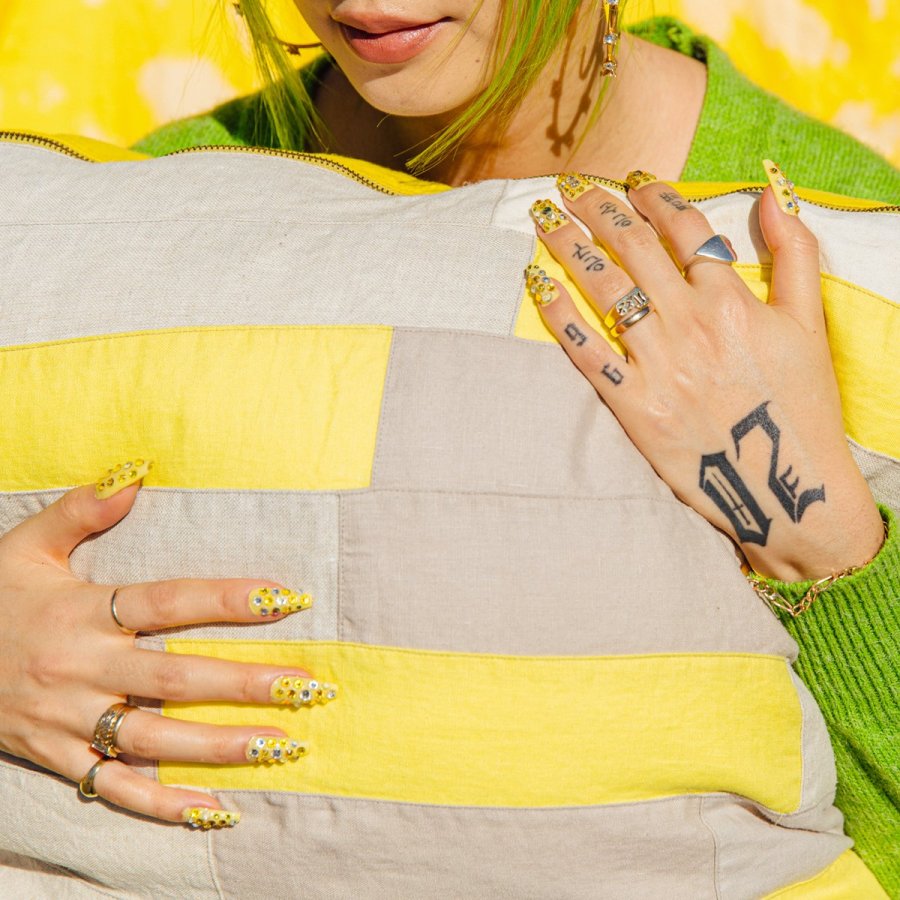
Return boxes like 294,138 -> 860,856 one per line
0,0 -> 898,165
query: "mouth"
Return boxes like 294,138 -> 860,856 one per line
337,15 -> 451,64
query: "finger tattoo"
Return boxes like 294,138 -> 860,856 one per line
601,364 -> 624,386
564,323 -> 588,346
572,242 -> 606,272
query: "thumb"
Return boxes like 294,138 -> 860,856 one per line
759,160 -> 824,328
4,459 -> 152,564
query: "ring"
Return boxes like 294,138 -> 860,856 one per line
90,702 -> 136,758
682,234 -> 737,272
77,758 -> 109,799
603,286 -> 651,330
612,305 -> 654,335
110,588 -> 137,635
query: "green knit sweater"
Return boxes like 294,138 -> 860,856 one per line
134,18 -> 900,892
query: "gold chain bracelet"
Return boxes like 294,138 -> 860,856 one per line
747,517 -> 889,618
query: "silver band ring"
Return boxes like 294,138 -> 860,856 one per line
683,234 -> 737,273
110,588 -> 137,635
91,702 -> 136,758
612,305 -> 654,336
603,286 -> 651,330
78,758 -> 109,799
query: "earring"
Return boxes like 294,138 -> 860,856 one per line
231,3 -> 323,54
601,0 -> 620,77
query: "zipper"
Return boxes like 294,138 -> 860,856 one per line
0,130 -> 96,163
2,129 -> 899,213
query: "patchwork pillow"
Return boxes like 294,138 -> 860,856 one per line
0,134 -> 896,899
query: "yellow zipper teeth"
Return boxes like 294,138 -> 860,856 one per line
163,143 -> 399,195
0,130 -> 96,162
2,130 -> 899,212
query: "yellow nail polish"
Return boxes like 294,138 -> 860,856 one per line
556,173 -> 594,201
524,265 -> 558,306
248,587 -> 312,618
94,459 -> 153,500
245,736 -> 309,764
763,159 -> 800,215
182,807 -> 241,829
625,170 -> 658,191
270,676 -> 339,708
529,199 -> 570,233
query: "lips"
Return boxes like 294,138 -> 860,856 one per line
337,16 -> 450,64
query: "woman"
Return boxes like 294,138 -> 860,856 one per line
1,0 -> 897,895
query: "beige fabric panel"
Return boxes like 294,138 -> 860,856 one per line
339,489 -> 794,656
849,439 -> 900,513
0,851 -> 121,899
0,753 -> 219,899
0,489 -> 339,642
209,792 -> 716,899
699,796 -> 849,900
373,329 -> 672,500
0,144 -> 529,344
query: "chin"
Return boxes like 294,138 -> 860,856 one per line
346,69 -> 481,119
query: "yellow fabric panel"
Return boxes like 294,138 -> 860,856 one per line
764,849 -> 888,898
160,641 -> 804,812
515,255 -> 899,457
0,327 -> 392,491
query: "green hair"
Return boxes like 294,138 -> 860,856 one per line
231,0 -> 623,174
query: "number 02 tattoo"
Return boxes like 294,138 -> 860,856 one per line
699,401 -> 825,546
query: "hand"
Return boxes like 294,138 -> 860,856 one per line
527,171 -> 883,581
0,473 -> 328,825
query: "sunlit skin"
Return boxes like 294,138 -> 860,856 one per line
294,0 -> 708,185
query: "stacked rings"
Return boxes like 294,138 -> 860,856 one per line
603,287 -> 654,336
91,702 -> 136,758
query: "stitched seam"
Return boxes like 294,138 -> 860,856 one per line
697,796 -> 722,900
204,828 -> 226,900
337,492 -> 344,643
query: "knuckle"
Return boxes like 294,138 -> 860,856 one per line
785,229 -> 819,255
616,223 -> 657,253
235,667 -> 261,703
126,724 -> 162,761
154,661 -> 189,700
144,581 -> 181,624
205,731 -> 239,764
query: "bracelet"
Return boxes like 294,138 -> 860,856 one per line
747,516 -> 889,618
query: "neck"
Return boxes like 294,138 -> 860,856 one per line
315,22 -> 706,186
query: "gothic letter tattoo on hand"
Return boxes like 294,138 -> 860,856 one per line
731,402 -> 826,523
699,452 -> 772,545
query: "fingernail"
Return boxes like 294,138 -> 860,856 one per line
245,736 -> 309,764
763,159 -> 800,215
529,199 -> 570,233
182,807 -> 241,829
524,264 -> 558,306
270,676 -> 339,708
624,170 -> 658,191
95,459 -> 153,500
556,173 -> 594,201
248,587 -> 312,618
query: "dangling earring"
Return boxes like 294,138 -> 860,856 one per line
231,3 -> 323,53
601,0 -> 620,77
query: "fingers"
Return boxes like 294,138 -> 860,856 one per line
108,649 -> 313,703
528,197 -> 664,359
625,179 -> 740,289
106,578 -> 313,633
69,749 -> 238,826
759,161 -> 823,328
525,268 -> 636,399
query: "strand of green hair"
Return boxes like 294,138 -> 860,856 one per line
230,0 -> 623,175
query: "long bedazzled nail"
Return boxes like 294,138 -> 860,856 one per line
248,587 -> 312,618
182,807 -> 241,829
625,170 -> 658,191
95,459 -> 153,500
556,173 -> 595,201
245,736 -> 309,764
529,199 -> 570,233
763,159 -> 800,215
524,265 -> 558,306
270,676 -> 338,708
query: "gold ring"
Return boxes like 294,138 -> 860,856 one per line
603,286 -> 651,330
77,758 -> 109,799
110,588 -> 137,635
90,702 -> 136,758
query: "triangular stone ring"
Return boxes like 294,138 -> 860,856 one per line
683,234 -> 738,273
